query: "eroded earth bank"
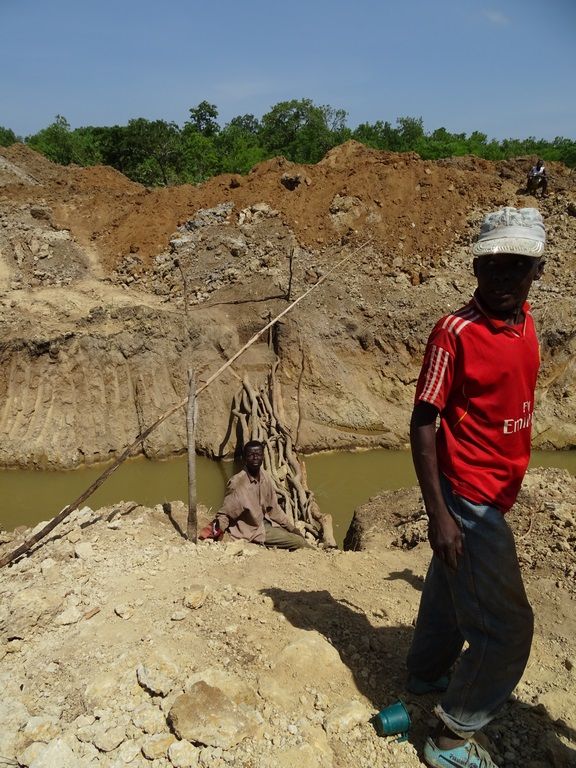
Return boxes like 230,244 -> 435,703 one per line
1,143 -> 575,468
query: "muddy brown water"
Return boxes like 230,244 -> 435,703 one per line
1,451 -> 575,547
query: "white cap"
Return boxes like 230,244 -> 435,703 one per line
472,207 -> 546,258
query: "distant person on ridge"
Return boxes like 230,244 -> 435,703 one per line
198,440 -> 312,550
527,158 -> 548,197
406,207 -> 546,768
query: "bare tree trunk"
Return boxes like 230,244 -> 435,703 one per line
186,369 -> 198,542
309,495 -> 337,549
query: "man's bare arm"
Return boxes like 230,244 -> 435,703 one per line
410,402 -> 463,569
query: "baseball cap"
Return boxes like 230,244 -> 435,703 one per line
472,206 -> 546,258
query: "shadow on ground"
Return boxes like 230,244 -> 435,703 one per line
263,587 -> 576,767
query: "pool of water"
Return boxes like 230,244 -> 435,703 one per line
1,450 -> 575,546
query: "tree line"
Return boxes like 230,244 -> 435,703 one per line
1,99 -> 575,187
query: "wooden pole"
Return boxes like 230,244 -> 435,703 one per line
0,238 -> 372,568
286,246 -> 295,300
186,369 -> 198,542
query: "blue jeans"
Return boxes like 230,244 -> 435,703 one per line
406,477 -> 533,736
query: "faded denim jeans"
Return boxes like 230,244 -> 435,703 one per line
406,476 -> 534,736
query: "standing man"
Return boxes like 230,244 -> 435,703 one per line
528,158 -> 548,197
199,440 -> 312,550
406,207 -> 546,768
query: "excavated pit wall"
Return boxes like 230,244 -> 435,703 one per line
1,145 -> 575,469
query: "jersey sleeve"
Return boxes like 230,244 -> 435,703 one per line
415,319 -> 457,412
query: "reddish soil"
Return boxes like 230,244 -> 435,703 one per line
4,141 -> 573,272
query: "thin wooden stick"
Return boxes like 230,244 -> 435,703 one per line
286,246 -> 295,300
186,369 -> 198,542
0,238 -> 372,568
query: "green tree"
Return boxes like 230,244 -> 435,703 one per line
395,116 -> 425,152
260,98 -> 348,163
353,120 -> 401,151
122,118 -> 184,185
180,127 -> 219,182
83,126 -> 129,171
27,115 -> 75,164
420,127 -> 469,159
552,136 -> 576,167
69,126 -> 104,166
227,114 -> 261,135
421,126 -> 452,158
467,131 -> 488,155
0,126 -> 18,146
477,139 -> 504,161
18,103 -> 576,179
180,102 -> 222,181
216,117 -> 266,174
187,101 -> 220,137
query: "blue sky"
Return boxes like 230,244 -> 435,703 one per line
1,0 -> 574,141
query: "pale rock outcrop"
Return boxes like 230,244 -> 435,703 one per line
168,739 -> 200,767
258,631 -> 354,709
168,682 -> 260,748
28,737 -> 76,768
136,663 -> 174,697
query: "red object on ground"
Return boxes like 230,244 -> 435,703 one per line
198,521 -> 223,540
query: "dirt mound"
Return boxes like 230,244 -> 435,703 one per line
0,141 -> 550,271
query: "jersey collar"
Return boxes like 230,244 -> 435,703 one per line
472,292 -> 531,335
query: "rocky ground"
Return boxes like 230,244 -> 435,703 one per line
0,465 -> 574,768
0,144 -> 575,468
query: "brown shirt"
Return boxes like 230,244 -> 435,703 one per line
215,468 -> 295,544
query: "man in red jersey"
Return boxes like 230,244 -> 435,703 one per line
406,207 -> 546,768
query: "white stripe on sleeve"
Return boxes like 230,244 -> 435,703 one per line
420,345 -> 450,405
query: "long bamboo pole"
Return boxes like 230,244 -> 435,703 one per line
186,369 -> 198,542
0,238 -> 372,568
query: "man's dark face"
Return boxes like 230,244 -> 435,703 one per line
473,253 -> 544,320
244,446 -> 263,475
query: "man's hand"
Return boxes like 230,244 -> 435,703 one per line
428,511 -> 463,570
198,520 -> 223,541
410,402 -> 463,570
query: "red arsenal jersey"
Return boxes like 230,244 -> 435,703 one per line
415,295 -> 540,512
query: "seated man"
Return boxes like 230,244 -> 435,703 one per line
199,440 -> 312,550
